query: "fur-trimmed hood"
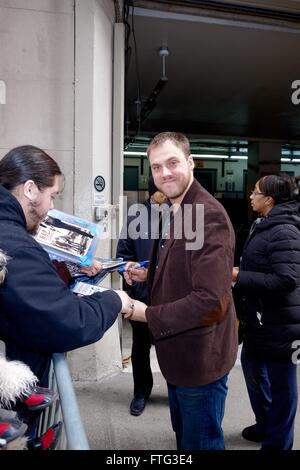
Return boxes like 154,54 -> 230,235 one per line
0,356 -> 37,408
0,249 -> 37,407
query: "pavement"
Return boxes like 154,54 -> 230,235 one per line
74,321 -> 300,451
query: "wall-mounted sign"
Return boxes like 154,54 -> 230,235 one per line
93,194 -> 105,205
94,175 -> 105,192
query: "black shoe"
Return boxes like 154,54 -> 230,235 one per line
130,397 -> 147,416
242,424 -> 266,443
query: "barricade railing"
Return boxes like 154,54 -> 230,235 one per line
37,352 -> 90,450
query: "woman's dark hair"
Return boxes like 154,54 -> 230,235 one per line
257,174 -> 298,205
0,145 -> 62,191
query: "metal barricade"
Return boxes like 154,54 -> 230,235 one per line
37,353 -> 90,450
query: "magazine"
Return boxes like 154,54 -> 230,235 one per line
68,258 -> 127,290
95,258 -> 127,272
71,281 -> 109,296
66,258 -> 127,279
35,209 -> 103,266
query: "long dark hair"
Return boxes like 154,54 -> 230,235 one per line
257,174 -> 298,205
0,145 -> 62,191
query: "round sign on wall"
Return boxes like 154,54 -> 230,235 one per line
94,175 -> 105,192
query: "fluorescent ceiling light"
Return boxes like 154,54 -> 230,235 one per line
124,152 -> 300,162
124,152 -> 249,160
192,154 -> 248,160
192,154 -> 228,159
124,152 -> 231,159
280,158 -> 300,162
124,151 -> 147,156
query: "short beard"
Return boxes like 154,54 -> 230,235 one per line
27,204 -> 43,235
27,225 -> 39,235
164,179 -> 190,200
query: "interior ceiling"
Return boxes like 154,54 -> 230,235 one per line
124,0 -> 300,146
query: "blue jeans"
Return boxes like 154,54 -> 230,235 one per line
167,374 -> 228,450
241,346 -> 298,450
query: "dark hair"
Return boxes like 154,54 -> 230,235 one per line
147,132 -> 190,158
257,174 -> 298,205
294,176 -> 300,201
0,145 -> 62,191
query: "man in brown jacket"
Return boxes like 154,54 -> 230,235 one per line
122,132 -> 238,450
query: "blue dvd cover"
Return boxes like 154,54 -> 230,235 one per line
68,258 -> 127,290
35,209 -> 103,266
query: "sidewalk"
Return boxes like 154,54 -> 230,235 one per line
74,323 -> 300,450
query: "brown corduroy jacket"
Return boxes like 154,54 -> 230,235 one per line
146,179 -> 238,387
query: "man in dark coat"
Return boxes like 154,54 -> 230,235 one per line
0,145 -> 131,386
116,175 -> 166,416
122,132 -> 238,450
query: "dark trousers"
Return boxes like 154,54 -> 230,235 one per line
130,320 -> 153,399
241,345 -> 298,450
167,374 -> 228,450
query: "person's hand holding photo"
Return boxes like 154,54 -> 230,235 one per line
80,259 -> 103,277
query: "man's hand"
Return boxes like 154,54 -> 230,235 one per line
124,299 -> 147,322
232,267 -> 239,282
123,261 -> 148,285
81,259 -> 103,277
114,289 -> 131,311
114,290 -> 147,322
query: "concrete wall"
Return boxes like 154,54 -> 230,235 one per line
0,0 -> 124,381
69,0 -> 123,380
0,0 -> 74,212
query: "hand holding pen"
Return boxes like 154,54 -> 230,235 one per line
120,260 -> 149,285
118,260 -> 149,273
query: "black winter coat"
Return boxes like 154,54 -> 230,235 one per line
233,200 -> 300,361
116,201 -> 157,304
0,186 -> 121,383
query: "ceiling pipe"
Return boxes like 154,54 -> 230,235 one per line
138,45 -> 169,123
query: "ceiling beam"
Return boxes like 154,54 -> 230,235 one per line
132,0 -> 300,31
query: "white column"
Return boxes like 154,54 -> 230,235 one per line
69,0 -> 123,381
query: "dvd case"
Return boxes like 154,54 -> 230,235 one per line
35,209 -> 103,266
95,258 -> 127,272
68,257 -> 127,291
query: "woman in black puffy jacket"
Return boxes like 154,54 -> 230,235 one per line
232,174 -> 300,450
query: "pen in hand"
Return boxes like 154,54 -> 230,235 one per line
118,260 -> 149,273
